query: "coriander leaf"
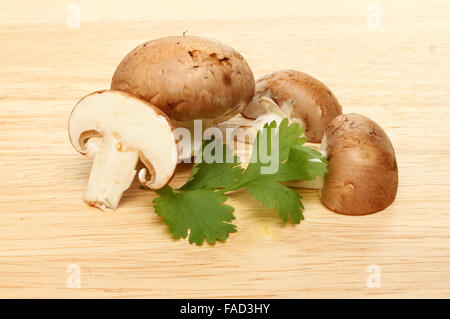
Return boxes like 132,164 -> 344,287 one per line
181,141 -> 242,191
229,120 -> 279,188
234,118 -> 307,187
246,178 -> 304,223
227,119 -> 326,223
153,186 -> 236,245
276,118 -> 306,160
150,117 -> 328,243
275,144 -> 328,182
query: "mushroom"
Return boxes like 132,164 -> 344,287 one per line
242,70 -> 342,143
111,35 -> 255,156
290,113 -> 398,215
68,90 -> 178,210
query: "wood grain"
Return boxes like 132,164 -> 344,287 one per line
0,0 -> 449,298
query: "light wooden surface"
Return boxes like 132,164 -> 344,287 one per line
0,0 -> 449,298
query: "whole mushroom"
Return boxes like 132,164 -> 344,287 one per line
290,113 -> 398,215
69,90 -> 178,210
242,70 -> 342,143
111,35 -> 255,150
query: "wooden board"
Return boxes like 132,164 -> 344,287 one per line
0,0 -> 449,298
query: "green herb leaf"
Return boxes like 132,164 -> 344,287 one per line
150,118 -> 328,244
275,145 -> 328,182
246,177 -> 305,223
226,119 -> 326,223
153,186 -> 236,245
180,141 -> 243,191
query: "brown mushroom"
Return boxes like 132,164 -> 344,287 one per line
111,35 -> 255,132
68,90 -> 178,210
242,70 -> 342,143
320,113 -> 398,215
289,113 -> 398,215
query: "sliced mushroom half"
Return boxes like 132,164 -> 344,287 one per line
320,113 -> 398,215
290,113 -> 398,215
69,90 -> 178,210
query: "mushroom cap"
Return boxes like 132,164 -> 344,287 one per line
68,90 -> 178,189
111,36 -> 255,126
321,113 -> 398,215
242,70 -> 342,143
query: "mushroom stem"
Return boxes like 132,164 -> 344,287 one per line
238,97 -> 305,144
84,133 -> 139,210
236,112 -> 288,144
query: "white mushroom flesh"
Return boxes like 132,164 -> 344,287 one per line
85,132 -> 139,210
69,91 -> 177,210
239,96 -> 305,144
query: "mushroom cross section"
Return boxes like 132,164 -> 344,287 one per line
69,90 -> 178,210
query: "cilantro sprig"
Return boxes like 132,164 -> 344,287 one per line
153,187 -> 236,245
152,119 -> 327,245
